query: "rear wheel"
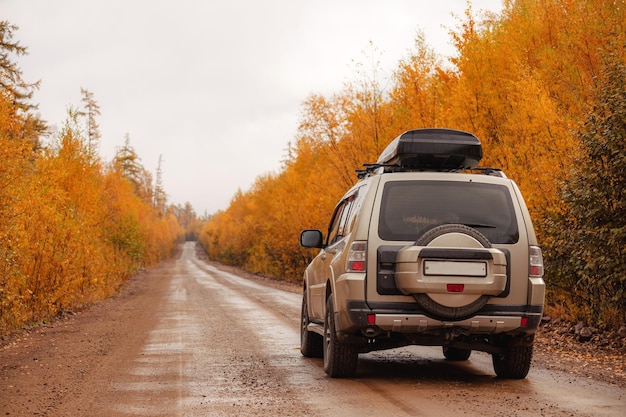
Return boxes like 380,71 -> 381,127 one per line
492,343 -> 533,379
300,290 -> 323,358
323,296 -> 358,378
443,346 -> 472,361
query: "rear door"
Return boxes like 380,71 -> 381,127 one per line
307,194 -> 357,319
365,174 -> 522,306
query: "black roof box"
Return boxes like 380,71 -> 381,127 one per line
376,128 -> 482,170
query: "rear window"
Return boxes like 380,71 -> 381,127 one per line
378,180 -> 519,244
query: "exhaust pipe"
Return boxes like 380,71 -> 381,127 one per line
362,327 -> 381,338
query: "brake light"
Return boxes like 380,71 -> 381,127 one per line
447,284 -> 465,293
529,246 -> 544,278
346,241 -> 367,272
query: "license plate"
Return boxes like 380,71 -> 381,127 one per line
423,260 -> 487,277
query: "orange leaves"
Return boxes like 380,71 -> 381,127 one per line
0,23 -> 183,336
0,100 -> 182,336
429,0 -> 626,224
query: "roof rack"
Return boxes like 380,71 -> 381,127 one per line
466,167 -> 507,178
356,164 -> 506,179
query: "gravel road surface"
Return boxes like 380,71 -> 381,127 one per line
1,242 -> 624,416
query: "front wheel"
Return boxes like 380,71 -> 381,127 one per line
323,296 -> 358,378
300,290 -> 323,358
492,344 -> 533,379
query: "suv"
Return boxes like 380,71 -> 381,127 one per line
299,128 -> 545,379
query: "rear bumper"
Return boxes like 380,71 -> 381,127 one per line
338,300 -> 543,336
373,313 -> 539,333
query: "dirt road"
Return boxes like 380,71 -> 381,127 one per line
1,242 -> 624,416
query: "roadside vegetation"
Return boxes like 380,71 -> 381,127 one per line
0,22 -> 198,336
199,0 -> 625,329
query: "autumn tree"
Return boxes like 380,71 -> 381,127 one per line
547,57 -> 626,328
296,93 -> 354,190
154,155 -> 167,215
343,41 -> 396,161
388,31 -> 446,130
0,21 -> 46,331
200,190 -> 256,266
113,134 -> 154,203
79,87 -> 101,159
174,202 -> 205,241
0,20 -> 45,145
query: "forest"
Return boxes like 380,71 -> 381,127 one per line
1,0 -> 623,336
0,22 -> 201,336
199,0 -> 625,329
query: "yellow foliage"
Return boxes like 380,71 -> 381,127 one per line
0,23 -> 182,335
0,98 -> 183,336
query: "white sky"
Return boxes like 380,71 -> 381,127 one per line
3,0 -> 503,215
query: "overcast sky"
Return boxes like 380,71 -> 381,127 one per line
3,0 -> 503,215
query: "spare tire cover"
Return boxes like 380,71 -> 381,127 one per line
413,224 -> 492,320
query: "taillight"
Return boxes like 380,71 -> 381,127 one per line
529,246 -> 544,278
346,241 -> 367,272
447,284 -> 465,293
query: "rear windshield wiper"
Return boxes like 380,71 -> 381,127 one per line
463,222 -> 496,229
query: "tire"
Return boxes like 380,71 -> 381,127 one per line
414,293 -> 491,321
492,344 -> 533,379
443,346 -> 472,361
300,290 -> 323,358
416,223 -> 492,248
413,224 -> 493,320
323,296 -> 358,378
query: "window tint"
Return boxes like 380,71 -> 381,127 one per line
327,197 -> 353,245
326,183 -> 368,246
378,181 -> 519,244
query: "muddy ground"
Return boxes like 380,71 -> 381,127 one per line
1,242 -> 624,416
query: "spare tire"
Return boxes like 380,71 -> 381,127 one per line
413,224 -> 492,320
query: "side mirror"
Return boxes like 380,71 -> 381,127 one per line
300,229 -> 324,248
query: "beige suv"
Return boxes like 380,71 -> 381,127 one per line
300,128 -> 545,378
